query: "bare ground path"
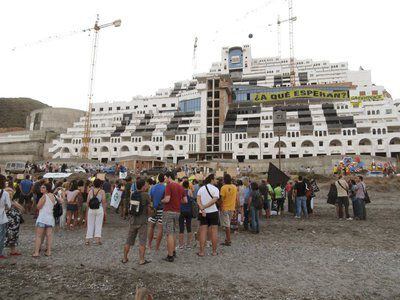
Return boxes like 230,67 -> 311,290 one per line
1,184 -> 400,299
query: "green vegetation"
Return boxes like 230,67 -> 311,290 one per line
0,98 -> 49,128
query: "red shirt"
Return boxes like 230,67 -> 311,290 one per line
164,181 -> 185,213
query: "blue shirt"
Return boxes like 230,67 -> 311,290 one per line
193,184 -> 200,199
149,183 -> 165,209
244,187 -> 251,204
20,179 -> 33,195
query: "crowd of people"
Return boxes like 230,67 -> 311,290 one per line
0,169 -> 369,264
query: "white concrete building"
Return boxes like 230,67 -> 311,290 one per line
51,45 -> 400,163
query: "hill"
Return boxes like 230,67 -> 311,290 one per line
0,98 -> 49,129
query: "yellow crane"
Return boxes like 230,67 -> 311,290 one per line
81,16 -> 121,159
11,15 -> 121,159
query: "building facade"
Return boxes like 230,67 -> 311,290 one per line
51,45 -> 400,163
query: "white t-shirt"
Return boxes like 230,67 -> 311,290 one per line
0,189 -> 11,225
197,184 -> 220,214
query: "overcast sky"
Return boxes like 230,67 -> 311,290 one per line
1,0 -> 399,110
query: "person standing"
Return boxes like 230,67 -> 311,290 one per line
5,200 -> 24,256
102,178 -> 112,205
294,176 -> 308,219
0,174 -> 12,259
285,181 -> 294,214
248,182 -> 262,234
354,176 -> 367,220
161,171 -> 187,262
196,174 -> 220,257
274,183 -> 284,218
348,179 -> 357,218
66,180 -> 80,230
335,175 -> 351,220
179,180 -> 193,249
122,178 -> 151,265
147,173 -> 165,251
32,183 -> 55,257
242,179 -> 251,230
123,177 -> 133,219
219,174 -> 238,246
85,179 -> 107,245
19,175 -> 33,214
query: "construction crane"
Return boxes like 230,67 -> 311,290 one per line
81,16 -> 121,159
192,36 -> 198,75
277,0 -> 297,86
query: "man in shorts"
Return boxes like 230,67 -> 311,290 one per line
19,174 -> 33,213
219,174 -> 238,246
147,173 -> 165,251
122,178 -> 151,265
161,171 -> 187,262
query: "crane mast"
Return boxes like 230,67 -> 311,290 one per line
82,16 -> 100,159
81,16 -> 121,159
288,0 -> 296,87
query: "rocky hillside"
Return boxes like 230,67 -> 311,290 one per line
0,98 -> 49,129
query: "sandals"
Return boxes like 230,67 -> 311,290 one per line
196,252 -> 205,257
121,258 -> 129,264
10,253 -> 22,256
32,254 -> 40,258
139,260 -> 151,265
85,241 -> 90,246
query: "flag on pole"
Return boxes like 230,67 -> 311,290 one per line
267,163 -> 290,187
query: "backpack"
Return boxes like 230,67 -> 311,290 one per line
89,189 -> 101,210
53,194 -> 63,219
129,191 -> 145,216
327,183 -> 337,205
252,191 -> 263,209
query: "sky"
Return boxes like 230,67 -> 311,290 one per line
0,0 -> 399,110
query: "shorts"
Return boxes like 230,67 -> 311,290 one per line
148,209 -> 163,225
36,222 -> 53,228
19,193 -> 32,205
263,199 -> 271,211
276,198 -> 284,211
162,211 -> 180,235
336,196 -> 349,207
126,223 -> 147,246
179,211 -> 192,234
220,210 -> 234,228
67,204 -> 78,212
199,211 -> 219,227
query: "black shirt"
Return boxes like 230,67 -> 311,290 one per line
294,181 -> 307,197
102,181 -> 111,193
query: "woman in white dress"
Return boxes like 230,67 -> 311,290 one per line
32,183 -> 55,257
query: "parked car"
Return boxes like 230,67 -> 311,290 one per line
140,166 -> 168,177
366,171 -> 384,177
5,161 -> 26,174
65,166 -> 87,173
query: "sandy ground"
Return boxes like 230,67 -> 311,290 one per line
1,179 -> 400,299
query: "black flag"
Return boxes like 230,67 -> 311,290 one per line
267,163 -> 290,187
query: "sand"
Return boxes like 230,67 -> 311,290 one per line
1,179 -> 400,299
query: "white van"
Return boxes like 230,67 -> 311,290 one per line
5,161 -> 26,174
